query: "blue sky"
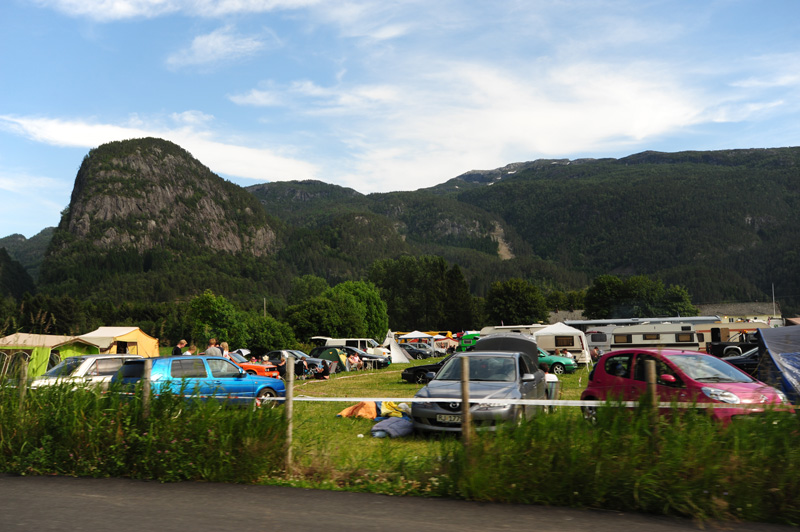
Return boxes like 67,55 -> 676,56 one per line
2,1 -> 800,238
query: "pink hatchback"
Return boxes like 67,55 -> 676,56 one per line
580,348 -> 791,423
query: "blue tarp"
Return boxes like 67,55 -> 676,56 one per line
755,327 -> 800,405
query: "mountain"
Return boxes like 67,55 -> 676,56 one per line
38,138 -> 287,305
0,227 -> 54,282
6,138 -> 800,314
0,247 -> 35,299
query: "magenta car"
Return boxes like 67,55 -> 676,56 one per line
580,348 -> 791,423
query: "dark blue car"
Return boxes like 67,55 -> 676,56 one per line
111,355 -> 285,406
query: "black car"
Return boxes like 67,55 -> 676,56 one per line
401,354 -> 455,384
339,346 -> 390,369
722,347 -> 761,376
403,345 -> 432,360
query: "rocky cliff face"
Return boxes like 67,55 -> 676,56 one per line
57,138 -> 277,257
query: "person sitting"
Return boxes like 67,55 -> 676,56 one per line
314,360 -> 330,380
347,352 -> 363,370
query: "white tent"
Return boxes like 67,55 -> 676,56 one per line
382,330 -> 412,363
398,330 -> 433,339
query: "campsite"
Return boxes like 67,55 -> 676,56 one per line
2,325 -> 800,526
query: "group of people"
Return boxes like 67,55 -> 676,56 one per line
171,338 -> 230,358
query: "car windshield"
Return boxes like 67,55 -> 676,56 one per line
666,354 -> 754,383
43,357 -> 84,377
229,352 -> 248,363
435,355 -> 516,382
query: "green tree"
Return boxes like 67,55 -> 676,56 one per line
584,275 -> 625,319
485,278 -> 548,325
288,275 -> 329,305
326,280 -> 389,339
186,290 -> 247,347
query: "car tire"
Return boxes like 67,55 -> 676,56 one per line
550,363 -> 565,375
413,370 -> 428,384
581,404 -> 598,425
256,388 -> 278,408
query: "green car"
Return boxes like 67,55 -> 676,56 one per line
537,347 -> 578,374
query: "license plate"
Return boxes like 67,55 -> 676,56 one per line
436,414 -> 461,423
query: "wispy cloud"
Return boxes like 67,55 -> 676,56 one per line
166,25 -> 276,69
0,114 -> 319,182
32,0 -> 319,22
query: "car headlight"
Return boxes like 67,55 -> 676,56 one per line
774,389 -> 789,404
475,402 -> 508,411
701,387 -> 741,404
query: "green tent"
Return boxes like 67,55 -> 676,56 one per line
0,333 -> 81,379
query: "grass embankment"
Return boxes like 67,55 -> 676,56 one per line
1,361 -> 798,525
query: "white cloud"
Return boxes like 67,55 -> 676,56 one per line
166,25 -> 271,68
33,0 -> 320,21
0,114 -> 319,182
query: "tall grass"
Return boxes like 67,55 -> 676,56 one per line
0,382 -> 286,483
2,365 -> 799,525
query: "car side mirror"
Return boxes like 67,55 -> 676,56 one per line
238,370 -> 247,378
659,374 -> 676,383
426,372 -> 436,380
522,373 -> 537,381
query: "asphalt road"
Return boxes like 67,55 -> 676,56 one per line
0,475 -> 794,532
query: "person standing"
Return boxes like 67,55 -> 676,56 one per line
172,339 -> 187,356
219,341 -> 231,360
185,345 -> 197,356
205,338 -> 222,357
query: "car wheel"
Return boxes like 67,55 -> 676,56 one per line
551,363 -> 565,375
256,388 -> 278,408
581,404 -> 598,425
247,370 -> 257,376
414,370 -> 428,384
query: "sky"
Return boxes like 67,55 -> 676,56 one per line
2,0 -> 800,238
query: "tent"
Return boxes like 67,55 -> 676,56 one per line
533,322 -> 591,364
755,326 -> 800,405
382,330 -> 412,363
398,330 -> 433,340
312,347 -> 347,372
56,327 -> 160,359
0,333 -> 75,378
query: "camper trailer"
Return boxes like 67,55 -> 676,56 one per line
609,323 -> 701,351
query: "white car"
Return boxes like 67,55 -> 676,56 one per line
30,354 -> 143,389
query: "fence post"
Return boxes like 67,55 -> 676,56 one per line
142,357 -> 152,420
645,359 -> 658,438
285,354 -> 295,477
18,357 -> 28,411
461,356 -> 471,447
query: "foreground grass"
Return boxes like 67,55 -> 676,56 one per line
1,361 -> 798,526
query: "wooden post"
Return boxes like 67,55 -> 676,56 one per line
461,356 -> 471,447
645,359 -> 657,407
18,357 -> 28,411
285,354 -> 295,477
644,359 -> 658,438
142,358 -> 152,420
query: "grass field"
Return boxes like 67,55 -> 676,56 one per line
3,358 -> 798,525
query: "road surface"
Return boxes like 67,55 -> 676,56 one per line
0,475 -> 794,531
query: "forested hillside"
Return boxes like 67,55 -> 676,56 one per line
2,140 -> 798,318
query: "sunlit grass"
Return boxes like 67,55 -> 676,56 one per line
2,362 -> 799,525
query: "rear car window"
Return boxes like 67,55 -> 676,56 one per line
118,360 -> 144,379
171,359 -> 208,378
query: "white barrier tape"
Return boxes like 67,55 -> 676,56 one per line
108,392 -> 786,410
285,396 -> 777,409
